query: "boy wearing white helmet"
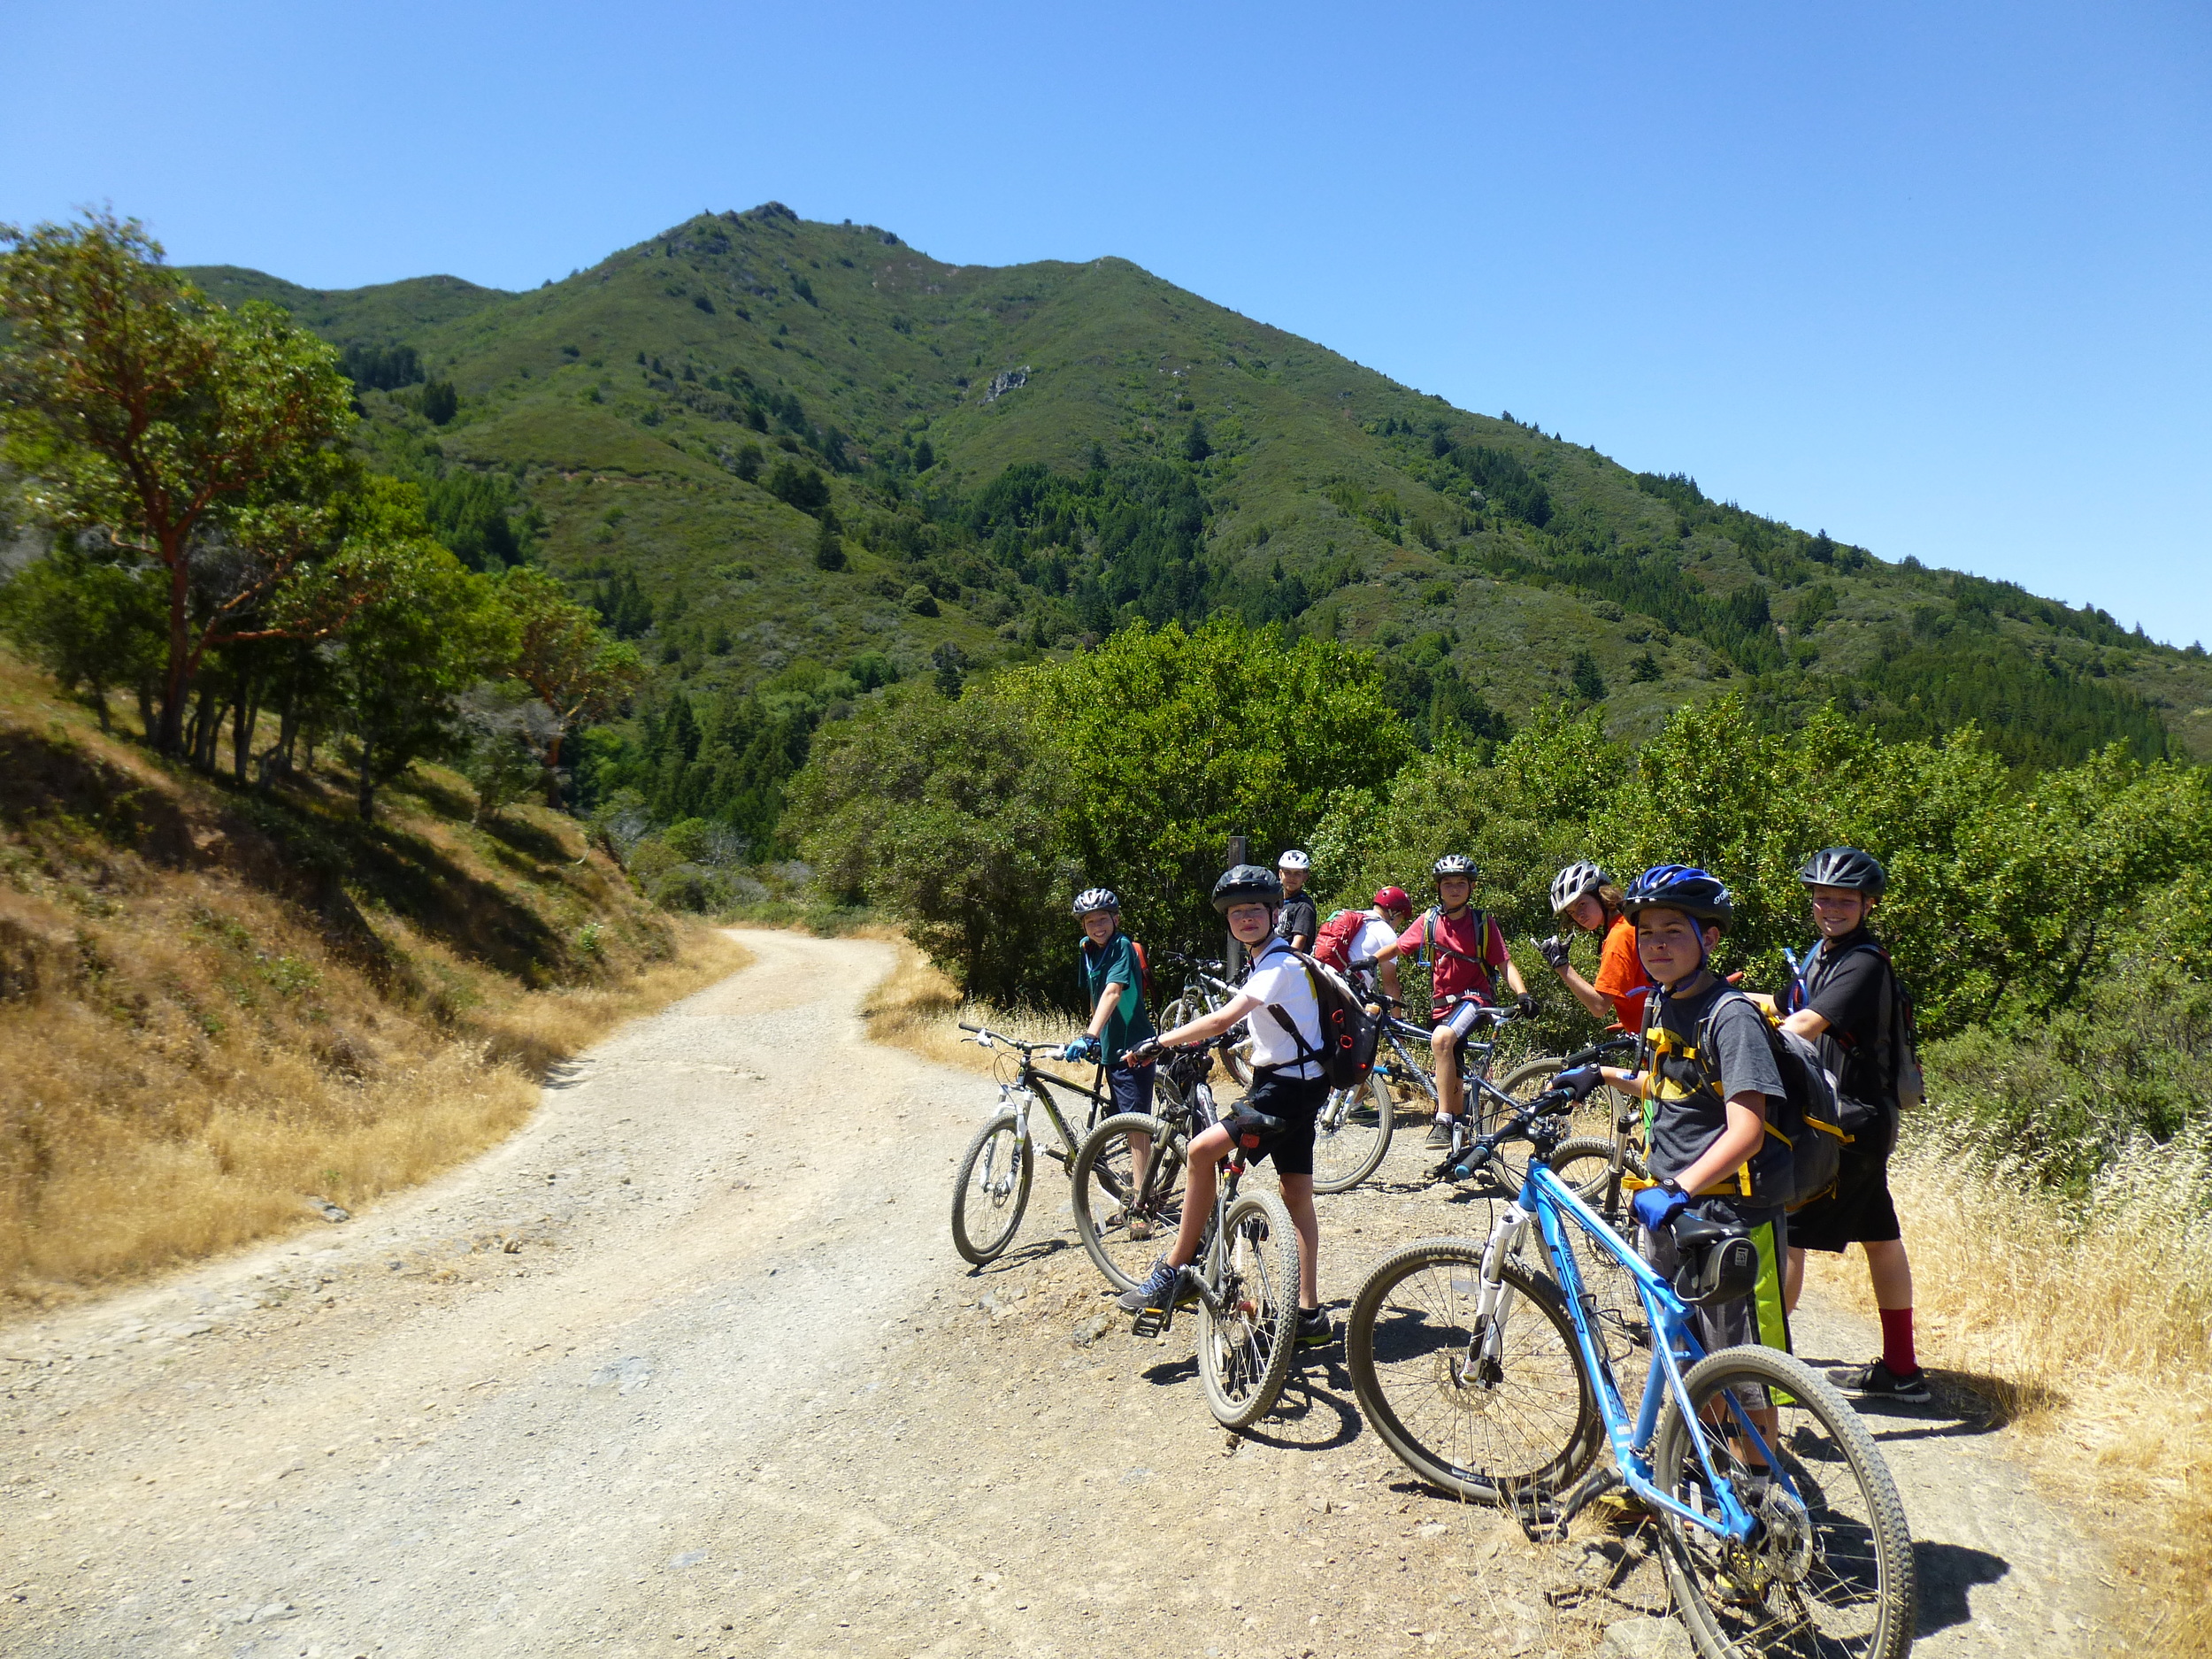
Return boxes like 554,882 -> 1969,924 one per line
1540,861 -> 1650,1030
1273,849 -> 1317,952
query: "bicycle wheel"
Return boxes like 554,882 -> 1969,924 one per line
1197,1188 -> 1301,1429
1310,1071 -> 1394,1193
1548,1134 -> 1647,1217
1160,995 -> 1202,1033
950,1110 -> 1033,1265
1070,1112 -> 1187,1294
1348,1238 -> 1598,1503
1498,1055 -> 1631,1142
1652,1345 -> 1917,1659
1222,1018 -> 1256,1088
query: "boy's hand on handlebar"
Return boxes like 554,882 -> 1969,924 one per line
1555,1064 -> 1602,1101
1631,1182 -> 1686,1231
1061,1035 -> 1102,1064
1516,992 -> 1538,1018
1123,1037 -> 1163,1067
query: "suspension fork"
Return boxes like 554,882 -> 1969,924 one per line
1467,1202 -> 1535,1369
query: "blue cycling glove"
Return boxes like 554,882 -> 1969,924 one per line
1555,1064 -> 1602,1101
1062,1036 -> 1102,1064
1632,1182 -> 1687,1231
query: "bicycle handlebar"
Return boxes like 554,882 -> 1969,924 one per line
956,1022 -> 1064,1056
1442,1086 -> 1578,1182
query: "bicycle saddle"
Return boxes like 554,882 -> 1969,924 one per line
1222,1107 -> 1286,1149
1670,1216 -> 1760,1307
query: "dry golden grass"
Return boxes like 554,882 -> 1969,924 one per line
856,939 -> 1081,1077
0,651 -> 749,1309
1802,1128 -> 2212,1655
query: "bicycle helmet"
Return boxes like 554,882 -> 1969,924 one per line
1277,849 -> 1311,872
1432,853 -> 1479,882
1621,864 -> 1734,928
1372,885 -> 1411,913
1548,860 -> 1609,915
1797,846 -> 1886,896
1210,864 -> 1283,915
1070,887 -> 1120,917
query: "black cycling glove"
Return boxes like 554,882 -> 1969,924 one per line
1538,935 -> 1571,970
1516,992 -> 1538,1018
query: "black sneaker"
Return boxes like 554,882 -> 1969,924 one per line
1295,1307 -> 1333,1348
1425,1118 -> 1457,1148
1837,1357 -> 1932,1403
1117,1258 -> 1197,1314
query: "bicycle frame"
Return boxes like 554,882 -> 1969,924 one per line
1471,1158 -> 1790,1545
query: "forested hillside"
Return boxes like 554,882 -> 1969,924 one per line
180,203 -> 2212,860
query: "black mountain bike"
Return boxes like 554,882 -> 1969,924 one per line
949,1024 -> 1110,1266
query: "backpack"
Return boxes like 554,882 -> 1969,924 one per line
1260,948 -> 1380,1090
1419,906 -> 1495,1000
1660,990 -> 1849,1211
1312,910 -> 1367,973
1788,940 -> 1926,1118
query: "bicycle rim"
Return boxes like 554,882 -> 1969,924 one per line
1310,1071 -> 1394,1193
1070,1112 -> 1186,1294
1198,1190 -> 1300,1430
1653,1345 -> 1916,1659
949,1110 -> 1033,1265
1347,1240 -> 1597,1503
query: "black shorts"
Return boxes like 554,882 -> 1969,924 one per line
1234,1070 -> 1327,1178
1788,1140 -> 1902,1251
1106,1060 -> 1156,1118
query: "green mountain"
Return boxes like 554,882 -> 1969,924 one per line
182,202 -> 2212,789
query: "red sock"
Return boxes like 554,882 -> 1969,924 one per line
1879,1307 -> 1917,1376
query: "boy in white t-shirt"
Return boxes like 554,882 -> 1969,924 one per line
1346,884 -> 1411,1002
1118,864 -> 1332,1348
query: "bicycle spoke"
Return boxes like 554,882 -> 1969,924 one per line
1071,1113 -> 1186,1294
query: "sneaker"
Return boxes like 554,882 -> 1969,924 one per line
1836,1357 -> 1932,1403
1425,1118 -> 1459,1148
1117,1258 -> 1197,1314
1294,1307 -> 1334,1348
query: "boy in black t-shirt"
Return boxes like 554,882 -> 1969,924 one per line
1582,865 -> 1793,1390
1779,848 -> 1928,1402
1272,849 -> 1317,952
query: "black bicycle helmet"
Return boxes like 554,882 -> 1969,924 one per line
1071,887 -> 1121,917
1432,853 -> 1479,881
1210,864 -> 1284,915
1621,864 -> 1734,928
1549,860 -> 1608,915
1798,846 -> 1886,896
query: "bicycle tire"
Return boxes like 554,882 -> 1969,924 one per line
949,1110 -> 1033,1265
1197,1188 -> 1301,1429
1652,1344 -> 1917,1659
1070,1111 -> 1187,1294
1222,1019 -> 1256,1088
1548,1134 -> 1648,1217
1348,1237 -> 1598,1503
1499,1054 -> 1633,1144
1310,1071 -> 1394,1193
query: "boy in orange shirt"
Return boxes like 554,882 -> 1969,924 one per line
1540,860 -> 1651,1030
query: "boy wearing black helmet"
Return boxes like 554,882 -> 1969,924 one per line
1398,854 -> 1534,1147
1574,865 -> 1793,1380
1779,848 -> 1928,1403
1116,864 -> 1333,1349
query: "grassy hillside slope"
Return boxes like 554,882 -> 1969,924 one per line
0,647 -> 742,1304
183,204 -> 2212,766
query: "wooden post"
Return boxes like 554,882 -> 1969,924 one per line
1225,834 -> 1248,977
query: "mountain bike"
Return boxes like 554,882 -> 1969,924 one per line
1155,950 -> 1256,1087
948,1023 -> 1112,1266
1068,1043 -> 1223,1294
1095,1047 -> 1300,1431
1347,1087 -> 1916,1659
1502,1031 -> 1649,1212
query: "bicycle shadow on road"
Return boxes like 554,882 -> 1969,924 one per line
1914,1540 -> 2011,1639
1233,1359 -> 1365,1454
958,1237 -> 1072,1279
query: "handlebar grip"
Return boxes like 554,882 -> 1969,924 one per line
958,1022 -> 983,1033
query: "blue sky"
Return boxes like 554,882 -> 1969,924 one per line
6,2 -> 2207,643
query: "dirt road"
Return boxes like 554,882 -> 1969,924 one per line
1,932 -> 2125,1657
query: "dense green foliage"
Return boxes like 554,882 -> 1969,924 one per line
791,618 -> 1410,999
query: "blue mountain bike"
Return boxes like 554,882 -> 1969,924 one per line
1346,1086 -> 1916,1659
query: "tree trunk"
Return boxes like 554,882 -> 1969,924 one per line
357,733 -> 376,822
135,678 -> 157,744
543,727 -> 565,808
232,680 -> 261,783
157,553 -> 192,757
191,690 -> 229,773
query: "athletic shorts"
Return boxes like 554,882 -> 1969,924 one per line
1233,1069 -> 1327,1178
1106,1060 -> 1156,1118
1432,998 -> 1496,1042
1640,1197 -> 1791,1401
1787,1141 -> 1903,1251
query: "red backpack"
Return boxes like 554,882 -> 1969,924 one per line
1312,910 -> 1367,973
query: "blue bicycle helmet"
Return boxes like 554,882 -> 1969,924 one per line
1621,864 -> 1734,928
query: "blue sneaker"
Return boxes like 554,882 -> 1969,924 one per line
1117,1257 -> 1196,1313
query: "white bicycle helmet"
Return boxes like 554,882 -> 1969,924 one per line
1071,887 -> 1121,917
1549,860 -> 1608,915
1277,849 -> 1311,872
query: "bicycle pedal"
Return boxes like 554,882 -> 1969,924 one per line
1130,1305 -> 1172,1339
1041,1145 -> 1068,1165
